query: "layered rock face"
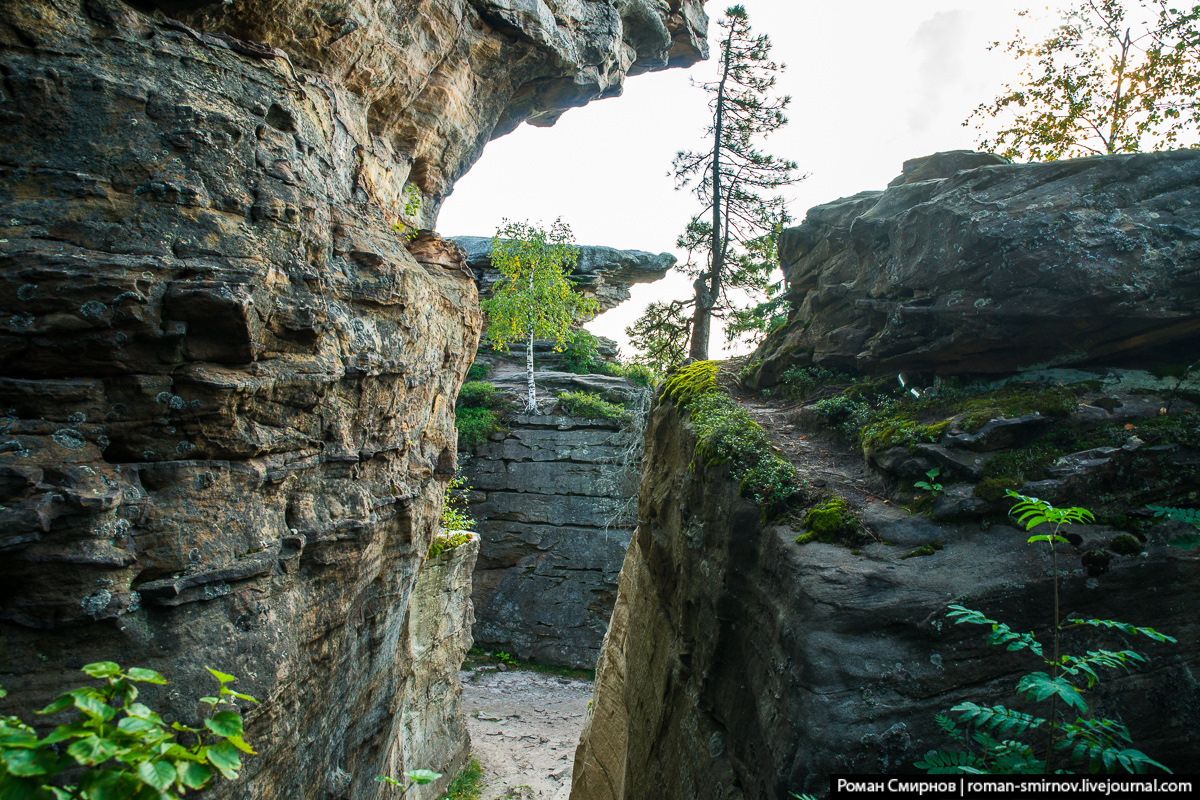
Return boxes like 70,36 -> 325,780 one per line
750,150 -> 1200,382
454,236 -> 676,317
571,398 -> 1200,800
0,0 -> 705,796
463,412 -> 639,669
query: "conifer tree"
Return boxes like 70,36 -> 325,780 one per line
630,5 -> 801,365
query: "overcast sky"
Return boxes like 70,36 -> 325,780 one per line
438,0 -> 1075,357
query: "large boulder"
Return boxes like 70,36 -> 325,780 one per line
753,150 -> 1200,381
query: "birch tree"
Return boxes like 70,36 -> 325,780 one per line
481,220 -> 597,412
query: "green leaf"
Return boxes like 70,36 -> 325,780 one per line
205,740 -> 242,780
36,696 -> 74,716
222,734 -> 256,755
125,704 -> 164,725
404,769 -> 442,785
0,775 -> 51,800
69,690 -> 115,722
0,747 -> 50,777
176,761 -> 213,790
80,662 -> 121,679
1016,672 -> 1088,713
205,668 -> 236,685
67,734 -> 121,765
136,761 -> 176,791
125,668 -> 167,685
203,711 -> 243,739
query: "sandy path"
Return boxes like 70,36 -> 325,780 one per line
460,667 -> 594,800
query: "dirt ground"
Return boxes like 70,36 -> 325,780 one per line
460,666 -> 594,800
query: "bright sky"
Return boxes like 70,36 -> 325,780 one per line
438,0 -> 1075,357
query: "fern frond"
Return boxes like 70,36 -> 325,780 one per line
947,606 -> 1044,655
915,750 -> 985,774
950,702 -> 1045,736
1016,671 -> 1088,712
1059,650 -> 1143,687
1147,505 -> 1200,527
935,713 -> 965,741
1007,492 -> 1094,530
1066,618 -> 1177,644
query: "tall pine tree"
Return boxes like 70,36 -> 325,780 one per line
630,5 -> 800,365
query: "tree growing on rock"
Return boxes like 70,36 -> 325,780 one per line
481,219 -> 598,413
970,0 -> 1200,160
630,4 -> 801,364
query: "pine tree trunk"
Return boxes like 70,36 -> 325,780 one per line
526,328 -> 537,413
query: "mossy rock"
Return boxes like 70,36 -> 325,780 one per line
1109,533 -> 1144,555
901,542 -> 944,559
664,361 -> 719,408
799,498 -> 855,543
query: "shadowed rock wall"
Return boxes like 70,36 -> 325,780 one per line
463,413 -> 637,669
0,0 -> 705,797
570,398 -> 1200,800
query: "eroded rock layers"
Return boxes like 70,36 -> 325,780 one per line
750,150 -> 1200,381
464,413 -> 638,670
0,0 -> 705,797
571,399 -> 1200,800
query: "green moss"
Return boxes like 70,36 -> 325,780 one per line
795,532 -> 815,545
802,498 -> 854,542
901,542 -> 944,559
664,360 -> 719,407
1108,533 -> 1144,555
1068,380 -> 1105,394
974,478 -> 1015,503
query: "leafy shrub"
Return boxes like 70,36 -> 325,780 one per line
917,493 -> 1174,775
456,407 -> 498,447
562,329 -> 600,374
440,474 -> 475,531
621,362 -> 657,388
466,362 -> 489,381
0,663 -> 256,799
438,759 -> 483,800
428,532 -> 472,558
457,381 -> 496,409
1146,505 -> 1200,550
557,391 -> 631,422
777,365 -> 851,401
689,390 -> 807,519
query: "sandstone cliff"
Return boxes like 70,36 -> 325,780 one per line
0,0 -> 706,796
572,153 -> 1200,799
746,150 -> 1200,382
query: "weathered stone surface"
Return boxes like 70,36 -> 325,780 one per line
462,414 -> 638,669
455,236 -> 676,317
0,0 -> 704,796
570,399 -> 1200,800
752,150 -> 1200,380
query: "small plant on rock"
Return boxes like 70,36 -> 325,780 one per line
916,492 -> 1175,775
375,769 -> 441,797
913,467 -> 944,496
439,474 -> 475,532
0,663 -> 256,799
1146,505 -> 1200,550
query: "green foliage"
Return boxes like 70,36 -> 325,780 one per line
375,768 -> 442,796
466,362 -> 489,382
436,760 -> 483,800
557,391 -> 631,423
457,381 -> 497,409
663,361 -> 719,408
655,4 -> 802,361
455,407 -> 498,447
901,542 -> 945,559
776,365 -> 851,401
914,468 -> 944,496
970,1 -> 1200,160
1147,505 -> 1200,549
917,494 -> 1175,775
439,474 -> 475,532
625,299 -> 691,374
0,663 -> 257,799
481,219 -> 599,411
561,329 -> 599,374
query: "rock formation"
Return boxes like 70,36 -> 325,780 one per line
572,153 -> 1200,799
454,236 -> 676,318
0,0 -> 705,796
747,150 -> 1200,384
463,409 -> 639,670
